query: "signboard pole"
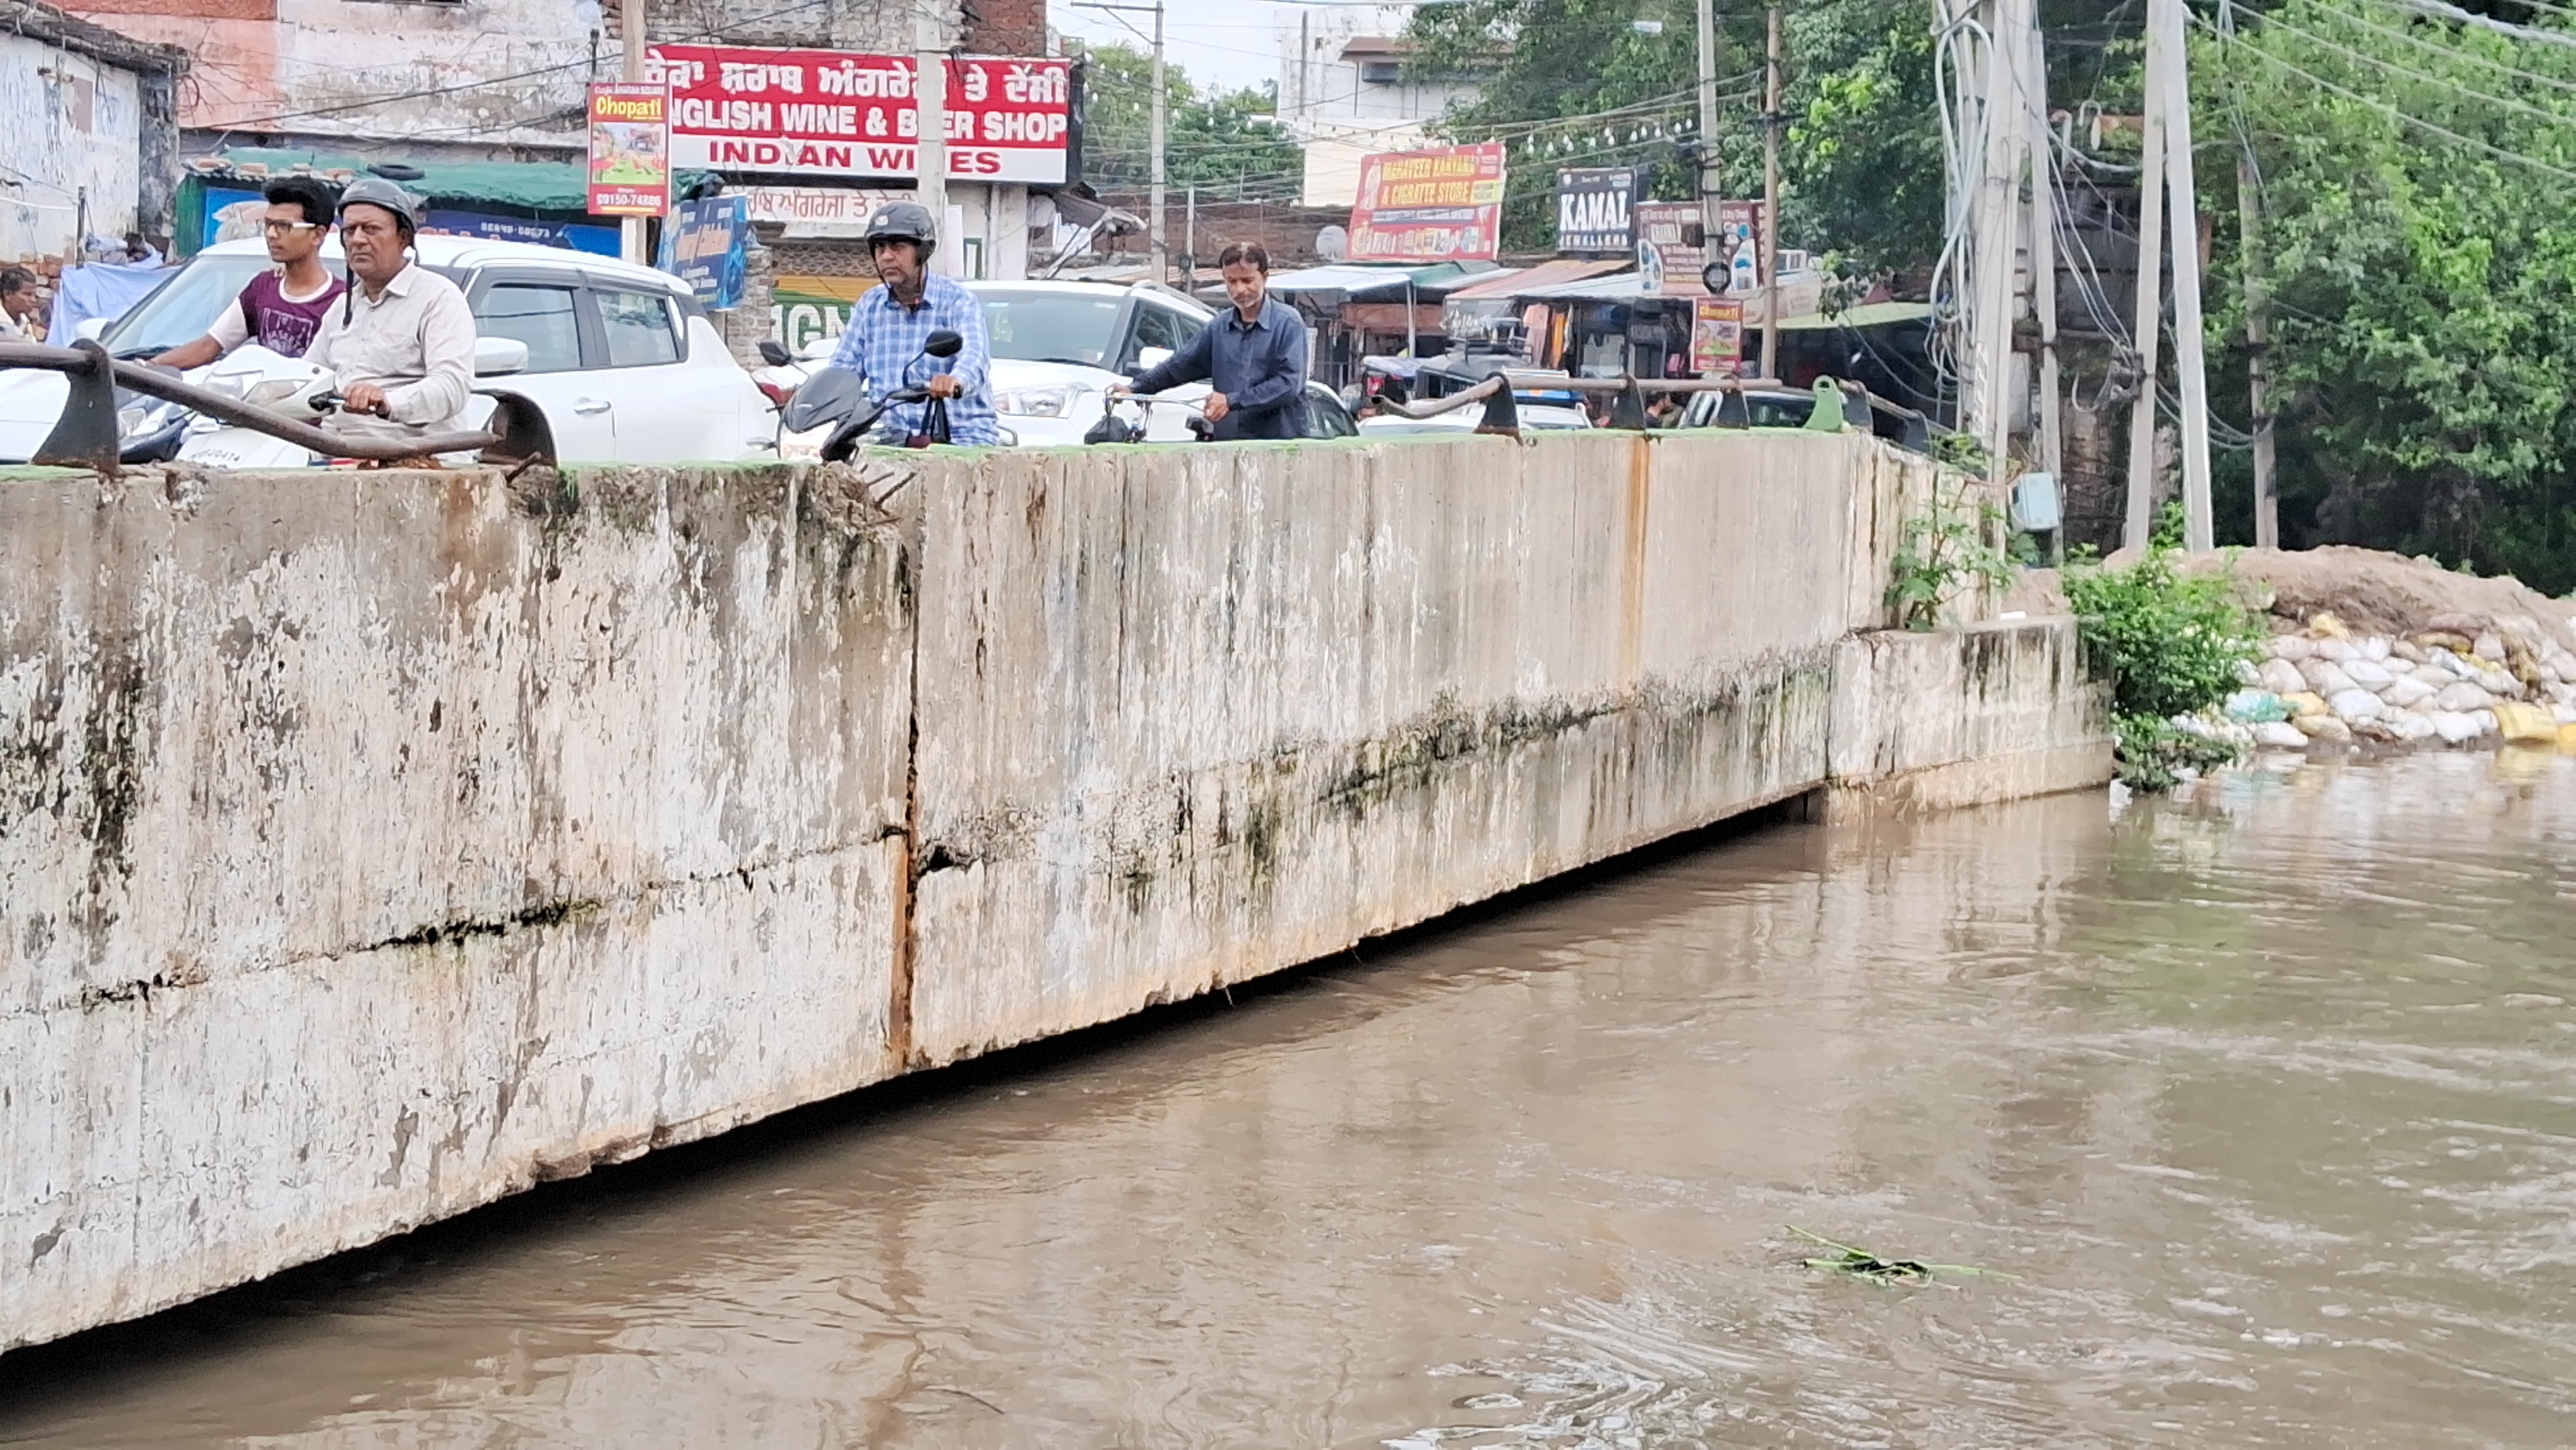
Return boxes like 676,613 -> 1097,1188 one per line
914,9 -> 949,276
623,0 -> 647,264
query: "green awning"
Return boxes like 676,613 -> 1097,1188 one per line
196,147 -> 715,214
1774,300 -> 1934,332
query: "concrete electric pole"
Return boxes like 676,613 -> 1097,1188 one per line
1078,1 -> 1167,280
2154,0 -> 2215,551
915,6 -> 950,275
621,0 -> 646,265
1696,0 -> 1723,253
1760,0 -> 1782,380
2025,6 -> 2063,510
2123,1 -> 2168,552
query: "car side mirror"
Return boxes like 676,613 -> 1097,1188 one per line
922,328 -> 963,359
75,317 -> 109,342
1137,345 -> 1173,372
757,340 -> 792,367
472,336 -> 530,376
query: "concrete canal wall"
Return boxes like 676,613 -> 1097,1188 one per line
0,432 -> 2108,1351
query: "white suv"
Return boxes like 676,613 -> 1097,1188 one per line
0,235 -> 777,465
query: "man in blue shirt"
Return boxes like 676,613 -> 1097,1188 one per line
825,201 -> 999,446
1121,242 -> 1309,440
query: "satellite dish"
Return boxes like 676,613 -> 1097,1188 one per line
1316,224 -> 1349,261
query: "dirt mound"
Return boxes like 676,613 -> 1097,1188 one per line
2212,547 -> 2576,650
2007,546 -> 2576,651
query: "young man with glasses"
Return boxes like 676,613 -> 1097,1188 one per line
150,177 -> 346,369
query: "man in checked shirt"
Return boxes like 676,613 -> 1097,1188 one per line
823,201 -> 999,446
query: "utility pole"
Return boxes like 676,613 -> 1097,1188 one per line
2025,5 -> 2063,514
1150,1 -> 1167,282
1966,0 -> 2027,477
1076,1 -> 1167,279
621,0 -> 645,266
1695,0 -> 1722,250
2123,0 -> 2168,552
915,7 -> 950,276
2240,150 -> 2276,548
1760,0 -> 1782,380
2155,0 -> 2214,551
1184,183 -> 1197,291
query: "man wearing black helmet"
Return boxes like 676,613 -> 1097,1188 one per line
302,177 -> 476,433
822,200 -> 998,446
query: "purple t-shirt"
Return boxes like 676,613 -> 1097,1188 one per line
228,270 -> 347,357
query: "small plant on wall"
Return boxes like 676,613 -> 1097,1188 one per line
1885,476 -> 2013,630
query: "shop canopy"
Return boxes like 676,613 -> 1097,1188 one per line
191,147 -> 717,213
1263,261 -> 1508,297
1442,258 -> 1627,301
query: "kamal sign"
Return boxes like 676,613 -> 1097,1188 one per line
1555,167 -> 1641,255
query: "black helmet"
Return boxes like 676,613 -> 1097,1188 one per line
864,200 -> 938,257
337,176 -> 423,236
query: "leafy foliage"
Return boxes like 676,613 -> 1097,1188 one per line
2199,3 -> 2576,589
2063,547 -> 2265,787
1402,0 -> 1945,269
1885,479 -> 2013,630
1075,42 -> 1305,197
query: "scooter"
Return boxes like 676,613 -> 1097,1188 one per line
174,346 -> 344,469
1080,389 -> 1213,445
775,328 -> 965,463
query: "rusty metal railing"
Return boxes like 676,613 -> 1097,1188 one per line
0,339 -> 557,474
1371,369 -> 1933,449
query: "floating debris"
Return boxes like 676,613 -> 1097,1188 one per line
1787,1225 -> 2017,1288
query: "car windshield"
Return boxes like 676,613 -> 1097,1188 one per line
979,292 -> 1126,367
99,255 -> 271,356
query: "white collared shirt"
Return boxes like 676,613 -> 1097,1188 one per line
303,261 -> 476,431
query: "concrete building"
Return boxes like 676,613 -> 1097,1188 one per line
47,0 -> 1055,286
0,1 -> 187,259
1275,3 -> 1477,208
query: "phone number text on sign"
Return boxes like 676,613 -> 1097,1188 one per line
647,45 -> 1071,183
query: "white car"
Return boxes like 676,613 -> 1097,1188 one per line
758,279 -> 1358,454
0,235 -> 776,466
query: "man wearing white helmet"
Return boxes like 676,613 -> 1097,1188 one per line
302,177 -> 477,434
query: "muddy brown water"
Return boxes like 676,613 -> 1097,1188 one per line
9,752 -> 2576,1447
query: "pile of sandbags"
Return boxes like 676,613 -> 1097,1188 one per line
2229,611 -> 2576,752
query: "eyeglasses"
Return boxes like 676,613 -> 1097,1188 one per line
261,220 -> 323,236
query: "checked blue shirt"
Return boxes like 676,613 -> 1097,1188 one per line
825,272 -> 999,445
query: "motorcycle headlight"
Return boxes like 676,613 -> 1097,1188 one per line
993,385 -> 1081,418
117,404 -> 148,438
244,379 -> 306,406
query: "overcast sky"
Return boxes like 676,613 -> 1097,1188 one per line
1044,1 -> 1422,97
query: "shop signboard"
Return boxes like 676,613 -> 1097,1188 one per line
1349,143 -> 1507,262
1715,198 -> 1768,294
587,82 -> 671,217
647,46 -> 1072,184
1691,297 -> 1744,375
657,195 -> 750,309
1632,201 -> 1705,296
1554,167 -> 1641,255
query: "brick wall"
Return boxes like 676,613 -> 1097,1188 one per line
963,0 -> 1044,56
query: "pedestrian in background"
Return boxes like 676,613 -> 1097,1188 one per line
1119,242 -> 1309,440
0,269 -> 40,342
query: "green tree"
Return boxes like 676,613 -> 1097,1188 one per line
2198,0 -> 2576,589
1402,0 -> 1947,275
1075,42 -> 1306,199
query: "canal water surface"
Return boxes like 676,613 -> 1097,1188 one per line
6,752 -> 2575,1447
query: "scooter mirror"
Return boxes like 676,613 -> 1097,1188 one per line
922,329 -> 965,360
780,366 -> 867,434
757,340 -> 792,367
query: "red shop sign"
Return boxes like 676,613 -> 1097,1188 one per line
645,45 -> 1071,184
